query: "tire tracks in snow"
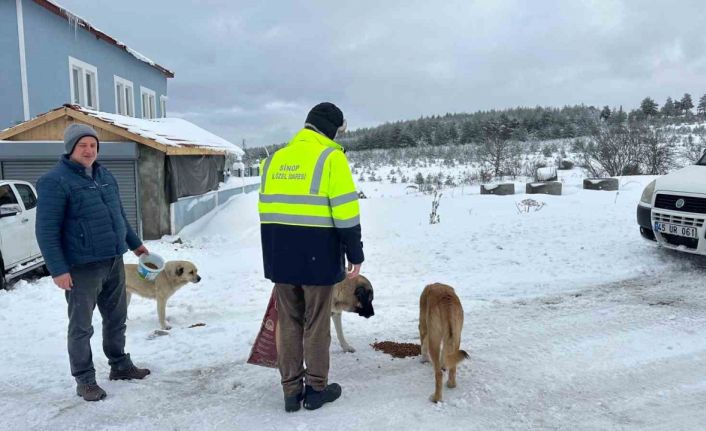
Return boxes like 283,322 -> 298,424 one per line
461,268 -> 706,429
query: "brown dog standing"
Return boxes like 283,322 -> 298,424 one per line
419,283 -> 469,403
124,261 -> 201,330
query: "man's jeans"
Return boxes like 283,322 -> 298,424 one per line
66,256 -> 132,384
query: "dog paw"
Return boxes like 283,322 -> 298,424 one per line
420,356 -> 429,364
342,345 -> 356,353
446,381 -> 456,389
429,394 -> 441,403
162,325 -> 172,331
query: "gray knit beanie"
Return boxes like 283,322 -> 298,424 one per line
64,123 -> 99,155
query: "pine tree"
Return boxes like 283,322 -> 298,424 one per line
600,106 -> 611,121
609,106 -> 627,125
460,121 -> 479,144
399,130 -> 416,148
447,123 -> 459,144
389,124 -> 403,149
640,97 -> 659,117
414,172 -> 425,187
681,93 -> 694,114
661,97 -> 675,117
697,94 -> 706,117
431,124 -> 449,146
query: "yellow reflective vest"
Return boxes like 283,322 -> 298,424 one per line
258,128 -> 364,285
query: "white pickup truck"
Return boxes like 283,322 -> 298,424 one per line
637,156 -> 706,254
0,180 -> 45,289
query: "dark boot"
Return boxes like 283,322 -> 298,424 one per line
109,365 -> 151,381
303,383 -> 341,410
76,382 -> 107,401
284,389 -> 304,412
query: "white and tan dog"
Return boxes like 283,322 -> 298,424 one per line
419,283 -> 469,403
124,260 -> 201,330
331,274 -> 374,353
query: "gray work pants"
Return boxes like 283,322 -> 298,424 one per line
65,256 -> 132,384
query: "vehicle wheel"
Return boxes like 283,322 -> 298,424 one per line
0,254 -> 5,290
39,264 -> 50,277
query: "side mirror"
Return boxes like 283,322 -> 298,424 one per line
0,203 -> 22,218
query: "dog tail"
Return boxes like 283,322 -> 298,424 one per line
445,304 -> 469,367
446,349 -> 470,366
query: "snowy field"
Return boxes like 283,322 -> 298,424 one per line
3,169 -> 706,430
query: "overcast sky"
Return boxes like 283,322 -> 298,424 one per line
56,0 -> 706,147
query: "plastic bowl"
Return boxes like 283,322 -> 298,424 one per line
137,253 -> 165,281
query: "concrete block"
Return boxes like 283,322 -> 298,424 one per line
526,181 -> 562,195
583,178 -> 619,191
481,183 -> 515,195
536,166 -> 558,181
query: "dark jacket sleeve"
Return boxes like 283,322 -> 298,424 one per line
339,225 -> 364,265
35,177 -> 70,276
327,151 -> 364,265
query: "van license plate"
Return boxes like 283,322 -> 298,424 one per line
654,222 -> 698,239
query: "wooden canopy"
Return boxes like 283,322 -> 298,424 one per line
0,106 -> 228,156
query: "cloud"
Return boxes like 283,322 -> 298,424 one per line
56,0 -> 706,146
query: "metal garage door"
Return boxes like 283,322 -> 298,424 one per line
1,160 -> 55,187
1,159 -> 140,236
100,160 -> 139,234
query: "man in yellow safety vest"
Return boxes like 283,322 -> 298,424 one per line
258,102 -> 364,412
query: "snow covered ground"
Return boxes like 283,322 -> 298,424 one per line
3,169 -> 706,430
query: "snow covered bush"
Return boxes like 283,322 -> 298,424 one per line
429,191 -> 442,224
516,198 -> 545,213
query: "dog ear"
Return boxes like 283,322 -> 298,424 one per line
355,285 -> 368,304
176,266 -> 184,277
354,284 -> 375,318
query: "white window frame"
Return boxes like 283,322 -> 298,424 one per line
114,76 -> 135,116
140,86 -> 156,119
159,95 -> 168,118
68,56 -> 99,110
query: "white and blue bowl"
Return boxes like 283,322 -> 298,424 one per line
137,253 -> 165,281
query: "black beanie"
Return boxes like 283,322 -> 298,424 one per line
305,102 -> 344,140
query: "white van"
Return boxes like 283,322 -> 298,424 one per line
637,155 -> 706,254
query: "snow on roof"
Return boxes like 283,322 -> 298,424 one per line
37,0 -> 174,77
76,107 -> 243,155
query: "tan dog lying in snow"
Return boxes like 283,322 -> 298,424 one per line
419,283 -> 469,403
124,260 -> 201,330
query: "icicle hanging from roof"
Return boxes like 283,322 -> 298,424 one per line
64,9 -> 80,39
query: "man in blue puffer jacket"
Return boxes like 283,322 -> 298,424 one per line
36,123 -> 151,402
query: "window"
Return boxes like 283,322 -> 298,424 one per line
68,57 -> 99,109
14,184 -> 37,210
160,95 -> 167,118
0,185 -> 18,206
140,86 -> 156,119
114,76 -> 135,116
